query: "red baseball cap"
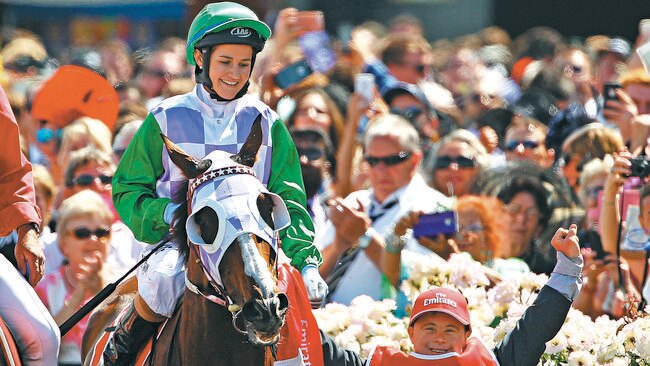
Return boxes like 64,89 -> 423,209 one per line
409,287 -> 471,329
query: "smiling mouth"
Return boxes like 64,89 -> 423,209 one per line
429,348 -> 451,354
221,79 -> 238,86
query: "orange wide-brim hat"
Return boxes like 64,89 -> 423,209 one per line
31,65 -> 119,131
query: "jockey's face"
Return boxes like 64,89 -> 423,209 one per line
195,44 -> 253,100
408,312 -> 470,355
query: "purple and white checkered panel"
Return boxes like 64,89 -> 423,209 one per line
153,88 -> 277,200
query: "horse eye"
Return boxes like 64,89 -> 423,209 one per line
195,206 -> 219,244
257,194 -> 275,230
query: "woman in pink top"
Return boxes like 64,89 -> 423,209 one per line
36,190 -> 113,364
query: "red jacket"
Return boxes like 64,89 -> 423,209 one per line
0,84 -> 41,235
367,338 -> 498,366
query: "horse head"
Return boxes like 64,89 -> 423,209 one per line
162,114 -> 289,346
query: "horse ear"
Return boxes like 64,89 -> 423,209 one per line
160,133 -> 211,179
232,114 -> 262,167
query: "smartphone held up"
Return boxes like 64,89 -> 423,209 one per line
293,10 -> 336,74
412,211 -> 458,239
354,73 -> 375,103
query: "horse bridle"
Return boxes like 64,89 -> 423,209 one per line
183,164 -> 280,337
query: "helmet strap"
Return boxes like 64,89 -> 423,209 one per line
195,47 -> 256,102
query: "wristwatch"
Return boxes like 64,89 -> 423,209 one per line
20,222 -> 40,235
384,231 -> 408,254
358,227 -> 378,249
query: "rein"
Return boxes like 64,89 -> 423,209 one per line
185,242 -> 248,335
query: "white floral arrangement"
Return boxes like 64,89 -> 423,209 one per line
313,253 -> 650,365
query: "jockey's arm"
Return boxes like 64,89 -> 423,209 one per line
112,114 -> 172,244
268,119 -> 323,271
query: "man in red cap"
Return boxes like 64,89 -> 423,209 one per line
319,224 -> 583,366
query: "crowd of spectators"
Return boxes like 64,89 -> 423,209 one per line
2,6 -> 650,364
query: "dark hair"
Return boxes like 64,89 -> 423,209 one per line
287,87 -> 345,151
641,183 -> 650,213
497,176 -> 550,225
290,127 -> 336,177
526,65 -> 575,102
512,26 -> 565,60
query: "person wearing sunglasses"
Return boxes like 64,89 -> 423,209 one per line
314,114 -> 451,305
560,122 -> 625,192
64,146 -> 115,205
554,47 -> 600,121
382,82 -> 456,159
40,146 -> 145,278
378,34 -> 431,85
36,190 -> 114,364
290,128 -> 336,234
427,129 -> 488,197
137,48 -> 186,110
503,117 -> 555,168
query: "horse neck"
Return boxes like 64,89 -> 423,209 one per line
180,246 -> 274,365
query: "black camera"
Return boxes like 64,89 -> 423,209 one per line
630,156 -> 650,178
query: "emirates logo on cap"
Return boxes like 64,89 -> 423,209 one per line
231,27 -> 251,37
423,293 -> 458,308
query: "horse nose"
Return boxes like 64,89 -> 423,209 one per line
242,293 -> 288,332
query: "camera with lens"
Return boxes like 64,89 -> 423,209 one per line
630,156 -> 650,178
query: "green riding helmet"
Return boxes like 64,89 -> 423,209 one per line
186,1 -> 272,66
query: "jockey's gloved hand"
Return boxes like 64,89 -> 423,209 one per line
164,202 -> 182,224
301,264 -> 328,308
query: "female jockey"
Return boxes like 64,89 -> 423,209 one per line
0,83 -> 60,365
106,2 -> 327,364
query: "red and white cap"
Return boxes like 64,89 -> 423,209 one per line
409,287 -> 471,329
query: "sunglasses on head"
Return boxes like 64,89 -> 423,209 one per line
365,151 -> 412,167
297,147 -> 325,161
505,140 -> 540,152
433,155 -> 476,169
73,174 -> 113,187
71,226 -> 111,239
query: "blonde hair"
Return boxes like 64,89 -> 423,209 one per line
57,190 -> 113,238
561,122 -> 624,159
32,164 -> 55,226
1,36 -> 47,64
58,117 -> 113,168
620,68 -> 650,88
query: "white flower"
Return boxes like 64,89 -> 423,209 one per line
597,340 -> 623,363
567,350 -> 597,366
545,333 -> 568,355
335,331 -> 361,354
492,317 -> 517,345
633,318 -> 650,358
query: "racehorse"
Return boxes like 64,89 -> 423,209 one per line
82,115 -> 294,365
